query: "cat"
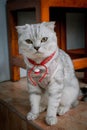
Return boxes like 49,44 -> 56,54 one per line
16,22 -> 80,125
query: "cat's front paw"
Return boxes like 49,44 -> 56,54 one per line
27,112 -> 39,120
46,116 -> 58,125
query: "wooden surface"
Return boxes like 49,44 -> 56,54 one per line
73,58 -> 87,70
0,78 -> 87,130
7,9 -> 20,81
41,0 -> 87,21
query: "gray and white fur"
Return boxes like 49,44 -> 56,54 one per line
16,22 -> 80,125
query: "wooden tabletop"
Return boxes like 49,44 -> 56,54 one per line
0,78 -> 87,130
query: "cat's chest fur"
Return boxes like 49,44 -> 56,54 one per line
27,55 -> 59,88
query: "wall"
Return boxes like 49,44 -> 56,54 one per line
0,0 -> 10,82
66,13 -> 85,49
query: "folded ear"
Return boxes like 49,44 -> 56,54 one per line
16,24 -> 29,35
42,21 -> 55,30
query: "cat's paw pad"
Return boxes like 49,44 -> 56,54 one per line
27,112 -> 39,120
46,116 -> 57,125
39,106 -> 46,113
58,106 -> 70,115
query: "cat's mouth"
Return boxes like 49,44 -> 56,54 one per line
35,51 -> 43,54
26,52 -> 44,61
34,51 -> 44,56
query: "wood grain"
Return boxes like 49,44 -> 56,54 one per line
7,9 -> 20,81
73,58 -> 87,70
0,78 -> 87,130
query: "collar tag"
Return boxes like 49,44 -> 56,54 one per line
34,68 -> 40,75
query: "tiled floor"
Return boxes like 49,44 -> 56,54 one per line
0,77 -> 87,130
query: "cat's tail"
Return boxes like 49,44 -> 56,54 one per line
79,86 -> 87,102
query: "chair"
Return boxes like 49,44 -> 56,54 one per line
7,0 -> 87,82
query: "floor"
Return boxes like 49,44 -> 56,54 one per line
0,73 -> 87,130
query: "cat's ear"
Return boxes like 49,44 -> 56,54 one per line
16,24 -> 29,35
43,22 -> 55,30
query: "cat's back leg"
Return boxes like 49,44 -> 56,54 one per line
57,77 -> 79,115
58,100 -> 79,115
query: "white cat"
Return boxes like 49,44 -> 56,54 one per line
16,22 -> 80,125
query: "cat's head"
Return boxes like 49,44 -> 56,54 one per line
16,22 -> 58,62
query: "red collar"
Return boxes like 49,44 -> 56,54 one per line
28,51 -> 56,86
28,51 -> 56,66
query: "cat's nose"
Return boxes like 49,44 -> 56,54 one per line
34,46 -> 40,51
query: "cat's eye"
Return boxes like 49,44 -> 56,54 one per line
41,37 -> 48,42
25,39 -> 33,44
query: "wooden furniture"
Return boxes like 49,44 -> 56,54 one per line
0,78 -> 87,130
7,0 -> 87,81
